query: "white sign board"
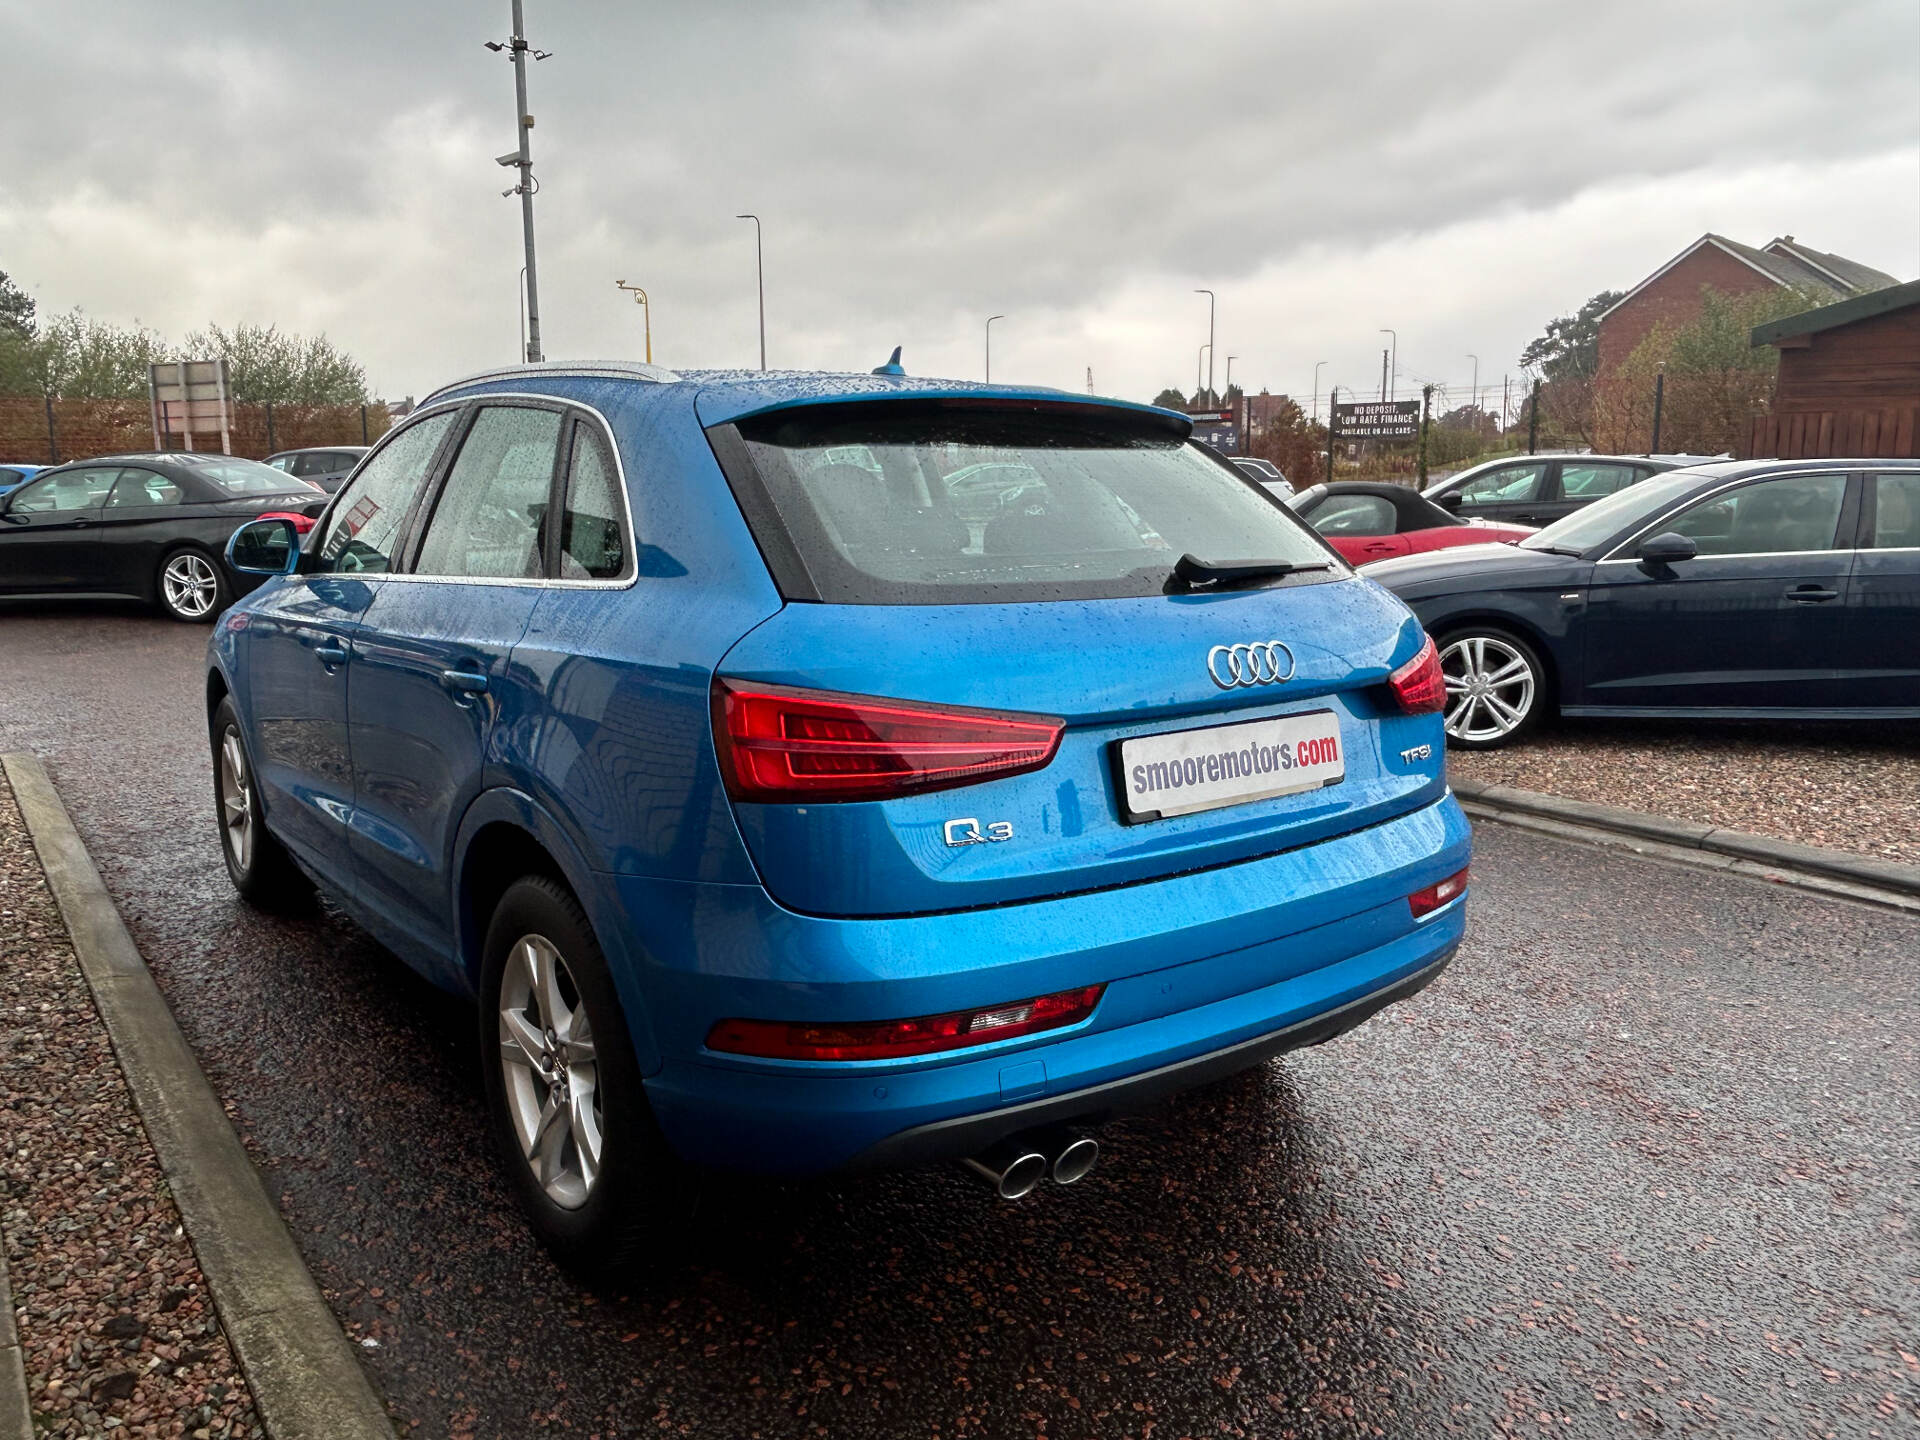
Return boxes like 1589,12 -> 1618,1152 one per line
149,359 -> 233,453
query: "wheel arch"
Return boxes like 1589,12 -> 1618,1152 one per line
1420,607 -> 1564,711
452,788 -> 662,1075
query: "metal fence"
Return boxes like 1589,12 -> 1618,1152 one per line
0,397 -> 390,466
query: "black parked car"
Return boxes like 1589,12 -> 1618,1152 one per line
1367,459 -> 1920,748
1419,453 -> 1691,527
0,453 -> 326,622
262,445 -> 369,493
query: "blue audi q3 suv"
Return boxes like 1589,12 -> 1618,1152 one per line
209,361 -> 1469,1271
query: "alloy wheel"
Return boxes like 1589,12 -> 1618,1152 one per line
1440,635 -> 1536,744
218,727 -> 253,871
162,553 -> 219,618
498,934 -> 604,1210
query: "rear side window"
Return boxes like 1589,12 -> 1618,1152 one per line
1557,462 -> 1637,499
414,405 -> 562,579
722,405 -> 1332,604
1870,474 -> 1920,549
320,410 -> 456,574
558,420 -> 629,580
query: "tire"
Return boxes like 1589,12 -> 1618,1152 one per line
210,697 -> 314,909
1435,626 -> 1550,750
158,547 -> 229,623
480,875 -> 685,1279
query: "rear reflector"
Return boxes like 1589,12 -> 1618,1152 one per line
1387,634 -> 1445,715
706,985 -> 1106,1062
712,678 -> 1064,803
1409,867 -> 1469,918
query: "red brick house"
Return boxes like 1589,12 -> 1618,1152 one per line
1596,234 -> 1897,378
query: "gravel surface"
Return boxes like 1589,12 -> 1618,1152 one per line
3,607 -> 1919,1438
1449,717 -> 1920,863
0,773 -> 263,1440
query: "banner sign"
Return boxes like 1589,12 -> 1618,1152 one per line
149,359 -> 234,454
1333,399 -> 1419,440
1186,409 -> 1239,453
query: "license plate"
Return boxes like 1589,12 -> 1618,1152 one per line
1116,709 -> 1345,822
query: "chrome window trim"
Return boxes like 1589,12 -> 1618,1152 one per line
1594,469 -> 1855,564
312,391 -> 641,592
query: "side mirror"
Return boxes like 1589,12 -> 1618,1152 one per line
1435,491 -> 1463,512
227,517 -> 301,576
1636,531 -> 1698,565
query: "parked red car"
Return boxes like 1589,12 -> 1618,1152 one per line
1287,481 -> 1534,564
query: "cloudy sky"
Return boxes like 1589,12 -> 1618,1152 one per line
3,0 -> 1916,415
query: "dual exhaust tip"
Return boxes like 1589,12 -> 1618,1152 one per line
961,1128 -> 1100,1200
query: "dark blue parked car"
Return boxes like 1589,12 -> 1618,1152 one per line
209,361 -> 1469,1271
1367,458 -> 1920,747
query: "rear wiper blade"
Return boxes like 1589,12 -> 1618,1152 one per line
1170,553 -> 1330,589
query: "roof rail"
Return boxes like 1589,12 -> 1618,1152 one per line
420,359 -> 682,404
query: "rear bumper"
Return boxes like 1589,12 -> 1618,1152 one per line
619,792 -> 1470,1175
850,945 -> 1453,1170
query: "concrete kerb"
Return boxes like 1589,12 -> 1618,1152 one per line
0,1237 -> 32,1440
1,752 -> 395,1440
1452,777 -> 1920,907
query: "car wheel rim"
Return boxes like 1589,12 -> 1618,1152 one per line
1440,636 -> 1535,743
498,934 -> 603,1210
163,554 -> 217,617
218,727 -> 253,872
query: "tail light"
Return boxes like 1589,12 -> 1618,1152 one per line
1387,634 -> 1445,714
712,679 -> 1063,803
258,510 -> 316,535
707,985 -> 1105,1061
1409,867 -> 1468,918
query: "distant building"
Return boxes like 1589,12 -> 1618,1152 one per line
1746,278 -> 1920,459
1596,234 -> 1897,379
1242,390 -> 1303,442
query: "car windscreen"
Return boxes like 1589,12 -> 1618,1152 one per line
722,403 -> 1335,604
1520,470 -> 1709,554
175,455 -> 318,495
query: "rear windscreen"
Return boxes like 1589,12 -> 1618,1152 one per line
721,404 -> 1338,604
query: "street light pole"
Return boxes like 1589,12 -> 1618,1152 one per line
615,280 -> 651,364
488,1 -> 549,363
1312,360 -> 1327,425
1467,353 -> 1479,416
736,214 -> 765,370
985,314 -> 1004,383
1195,289 -> 1215,406
1195,344 -> 1210,407
1379,328 -> 1397,401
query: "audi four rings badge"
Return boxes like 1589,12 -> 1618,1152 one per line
1206,641 -> 1295,689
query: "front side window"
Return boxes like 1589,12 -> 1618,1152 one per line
11,468 -> 116,513
1666,472 -> 1848,557
1870,474 -> 1920,549
1310,494 -> 1397,536
558,420 -> 629,580
728,404 -> 1333,604
413,405 -> 562,579
1456,462 -> 1545,505
320,410 -> 457,574
1557,462 -> 1638,500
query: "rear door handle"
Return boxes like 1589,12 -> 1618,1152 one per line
441,668 -> 490,699
314,641 -> 350,667
1787,586 -> 1839,603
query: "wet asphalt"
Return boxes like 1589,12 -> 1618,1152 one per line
1,601 -> 1915,1439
